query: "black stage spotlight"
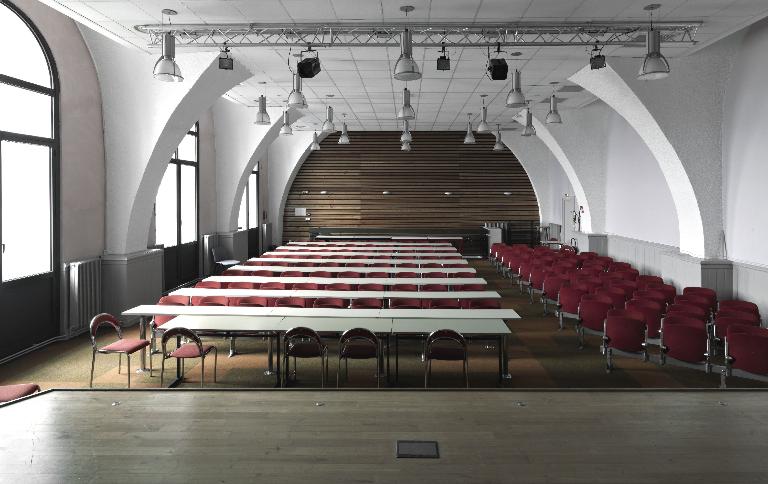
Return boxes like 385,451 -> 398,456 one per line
436,43 -> 450,71
487,58 -> 508,80
589,44 -> 606,70
298,57 -> 321,78
218,46 -> 233,70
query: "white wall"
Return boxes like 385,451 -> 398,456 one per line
197,107 -> 218,238
604,109 -> 679,247
14,0 -> 105,263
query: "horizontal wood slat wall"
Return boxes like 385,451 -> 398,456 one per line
283,131 -> 539,242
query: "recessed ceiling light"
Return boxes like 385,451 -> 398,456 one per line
509,52 -> 522,57
326,94 -> 335,97
644,3 -> 662,11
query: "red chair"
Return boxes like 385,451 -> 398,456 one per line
351,298 -> 383,309
370,263 -> 392,268
195,281 -> 223,289
617,269 -> 640,281
312,271 -> 334,278
723,324 -> 768,387
226,281 -> 258,289
558,287 -> 587,331
320,262 -> 342,267
89,313 -> 150,388
313,297 -> 347,309
197,296 -> 229,306
274,297 -> 307,308
424,329 -> 469,388
282,327 -> 328,387
231,296 -> 268,307
646,283 -> 676,305
450,271 -> 476,278
296,262 -> 316,268
0,383 -> 40,403
390,298 -> 422,309
604,315 -> 648,372
660,314 -> 710,372
595,287 -> 626,310
337,328 -> 381,387
280,270 -> 304,277
392,284 -> 418,291
398,263 -> 419,268
345,262 -> 367,268
455,284 -> 486,291
574,278 -> 602,294
577,299 -> 612,348
338,271 -> 362,278
626,299 -> 664,342
674,295 -> 711,316
248,270 -> 274,277
150,295 -> 189,354
424,272 -> 448,278
632,289 -> 667,309
422,263 -> 443,268
260,282 -> 288,291
667,303 -> 708,322
467,299 -> 501,309
713,316 -> 760,347
326,283 -> 355,291
292,282 -> 320,290
716,309 -> 760,324
367,272 -> 389,278
396,272 -> 419,278
542,276 -> 566,315
222,269 -> 246,276
528,267 -> 549,304
719,300 -> 759,317
636,275 -> 663,289
609,262 -> 633,272
422,284 -> 448,292
358,283 -> 384,291
426,299 -> 461,309
160,327 -> 218,387
683,287 -> 717,312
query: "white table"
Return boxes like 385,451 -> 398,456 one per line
316,235 -> 462,240
233,266 -> 476,274
170,287 -> 500,300
288,241 -> 452,246
276,246 -> 457,252
263,252 -> 460,257
206,276 -> 487,286
253,258 -> 467,265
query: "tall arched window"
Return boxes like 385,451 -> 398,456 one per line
0,0 -> 59,359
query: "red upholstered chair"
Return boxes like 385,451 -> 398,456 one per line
226,281 -> 258,289
427,299 -> 461,309
667,303 -> 708,322
574,278 -> 603,295
637,275 -> 664,290
282,327 -> 328,387
609,280 -> 639,296
646,282 -> 676,305
326,282 -> 356,291
195,281 -> 223,289
528,267 -> 549,304
595,287 -> 626,310
660,314 -> 710,372
367,271 -> 389,278
558,287 -> 587,331
517,261 -> 534,293
683,287 -> 717,311
231,296 -> 268,307
313,297 -> 347,309
248,270 -> 274,277
609,262 -> 633,273
716,309 -> 760,325
0,383 -> 40,403
713,315 -> 759,345
320,262 -> 342,267
450,271 -> 476,278
617,269 -> 640,281
296,262 -> 316,267
626,299 -> 664,342
424,329 -> 469,388
392,283 -> 418,291
424,272 -> 448,278
197,296 -> 229,307
274,297 -> 307,308
632,290 -> 668,309
292,282 -> 320,290
604,315 -> 648,371
723,324 -> 768,387
390,298 -> 422,309
222,269 -> 246,276
398,263 -> 419,268
160,326 -> 217,388
358,283 -> 384,291
337,328 -> 380,387
466,298 -> 501,310
422,284 -> 448,292
310,271 -> 333,279
89,313 -> 151,388
345,262 -> 367,268
350,298 -> 383,309
719,300 -> 760,317
150,295 -> 189,354
280,270 -> 304,277
455,284 -> 486,291
260,282 -> 288,291
541,276 -> 566,315
371,263 -> 392,268
396,271 -> 419,278
338,271 -> 362,278
577,299 -> 612,348
674,295 -> 712,318
423,263 -> 443,268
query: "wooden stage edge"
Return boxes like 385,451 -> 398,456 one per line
3,389 -> 768,483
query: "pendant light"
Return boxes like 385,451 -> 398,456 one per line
638,4 -> 670,80
463,113 -> 476,144
322,105 -> 335,132
505,69 -> 526,108
287,72 -> 308,108
393,28 -> 421,81
401,141 -> 412,151
338,114 -> 350,144
400,120 -> 412,143
545,93 -> 562,124
493,125 -> 505,151
521,104 -> 536,137
254,95 -> 270,125
153,10 -> 183,82
477,95 -> 490,133
279,110 -> 293,135
396,87 -> 416,120
310,131 -> 321,151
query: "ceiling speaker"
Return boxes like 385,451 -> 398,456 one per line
487,58 -> 508,80
297,57 -> 322,78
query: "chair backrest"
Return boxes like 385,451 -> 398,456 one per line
390,298 -> 422,309
422,284 -> 448,292
425,329 -> 467,353
232,296 -> 268,307
338,271 -> 362,278
292,282 -> 320,290
154,295 -> 189,326
327,283 -> 355,291
250,270 -> 274,277
605,315 -> 646,353
683,286 -> 717,308
559,287 -> 587,313
339,327 -> 378,348
455,284 -> 486,291
226,281 -> 258,290
626,299 -> 663,337
260,282 -> 287,290
727,324 -> 768,375
663,313 -> 705,330
637,275 -> 664,289
716,309 -> 760,324
162,326 -> 204,357
396,271 -> 418,278
222,269 -> 245,276
595,287 -> 626,309
358,283 -> 384,291
281,271 -> 304,277
578,300 -> 612,331
667,303 -> 707,321
195,281 -> 223,289
392,284 -> 418,291
424,272 -> 448,278
350,298 -> 383,309
719,300 -> 760,317
275,297 -> 306,308
633,290 -> 667,307
646,283 -> 676,304
313,297 -> 346,309
320,262 -> 342,267
674,295 -> 711,313
714,315 -> 759,338
89,313 -> 122,347
428,299 -> 461,309
468,299 -> 501,309
198,296 -> 228,306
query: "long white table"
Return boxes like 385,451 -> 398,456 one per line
263,252 -> 459,257
253,258 -> 467,265
315,235 -> 462,240
206,276 -> 487,286
170,288 -> 500,300
232,266 -> 476,274
276,246 -> 457,252
288,241 -> 452,246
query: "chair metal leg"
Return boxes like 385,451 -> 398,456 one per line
160,357 -> 165,387
201,357 -> 205,388
127,354 -> 131,388
213,348 -> 218,383
118,353 -> 122,374
89,349 -> 96,388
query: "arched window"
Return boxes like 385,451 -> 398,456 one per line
0,1 -> 58,282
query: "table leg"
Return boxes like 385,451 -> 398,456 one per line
395,334 -> 399,384
386,333 -> 391,386
136,316 -> 149,373
228,336 -> 237,358
502,334 -> 512,380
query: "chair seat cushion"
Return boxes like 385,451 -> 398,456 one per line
170,343 -> 214,358
287,342 -> 323,358
340,342 -> 377,359
427,344 -> 466,361
101,338 -> 150,354
0,383 -> 40,403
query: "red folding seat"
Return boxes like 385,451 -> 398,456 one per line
422,263 -> 443,268
392,283 -> 418,291
609,262 -> 633,272
338,271 -> 362,278
604,315 -> 648,371
371,263 -> 392,268
674,295 -> 711,316
358,283 -> 384,291
196,296 -> 228,306
274,297 -> 306,308
313,297 -> 346,309
616,269 -> 640,281
280,270 -> 304,277
517,260 -> 535,293
390,298 -> 421,309
609,280 -> 638,297
626,299 -> 664,342
230,296 -> 268,307
424,272 -> 448,278
660,314 -> 711,372
637,275 -> 664,290
296,262 -> 316,267
716,309 -> 760,324
424,298 -> 461,309
292,283 -> 319,291
367,271 -> 389,278
444,263 -> 467,268
260,282 -> 288,291
595,287 -> 625,310
345,262 -> 367,267
528,267 -> 550,304
723,324 -> 768,387
455,284 -> 486,291
249,270 -> 274,277
465,298 -> 502,310
226,281 -> 258,289
422,284 -> 448,292
683,287 -> 717,312
576,299 -> 612,347
350,298 -> 383,309
450,271 -> 476,278
398,263 -> 419,268
557,286 -> 587,331
270,261 -> 290,267
195,281 -> 223,289
396,271 -> 419,278
667,303 -> 708,322
646,282 -> 676,305
320,262 -> 342,267
312,271 -> 334,278
632,289 -> 667,309
327,283 -> 356,291
713,315 -> 759,345
574,277 -> 602,294
719,300 -> 759,317
541,275 -> 567,315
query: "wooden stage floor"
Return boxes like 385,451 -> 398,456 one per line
1,389 -> 767,483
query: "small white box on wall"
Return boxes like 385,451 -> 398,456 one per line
294,207 -> 307,217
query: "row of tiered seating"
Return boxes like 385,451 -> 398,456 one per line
245,261 -> 467,267
489,242 -> 766,385
224,269 -> 474,277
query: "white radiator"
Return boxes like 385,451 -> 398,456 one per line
65,258 -> 102,337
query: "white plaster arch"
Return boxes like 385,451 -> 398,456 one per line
569,64 -> 705,257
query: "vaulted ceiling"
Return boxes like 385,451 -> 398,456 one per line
40,0 -> 768,130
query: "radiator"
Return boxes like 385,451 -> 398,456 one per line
65,258 -> 102,337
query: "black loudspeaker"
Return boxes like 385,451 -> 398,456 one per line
487,58 -> 508,80
436,55 -> 450,71
297,57 -> 322,78
590,54 -> 606,70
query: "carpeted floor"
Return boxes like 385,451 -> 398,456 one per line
0,260 -> 764,390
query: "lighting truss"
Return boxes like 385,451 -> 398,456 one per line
134,21 -> 701,49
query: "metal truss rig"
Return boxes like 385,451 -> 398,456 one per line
134,21 -> 701,49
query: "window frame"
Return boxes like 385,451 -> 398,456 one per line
156,124 -> 199,248
238,169 -> 258,231
0,0 -> 59,284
